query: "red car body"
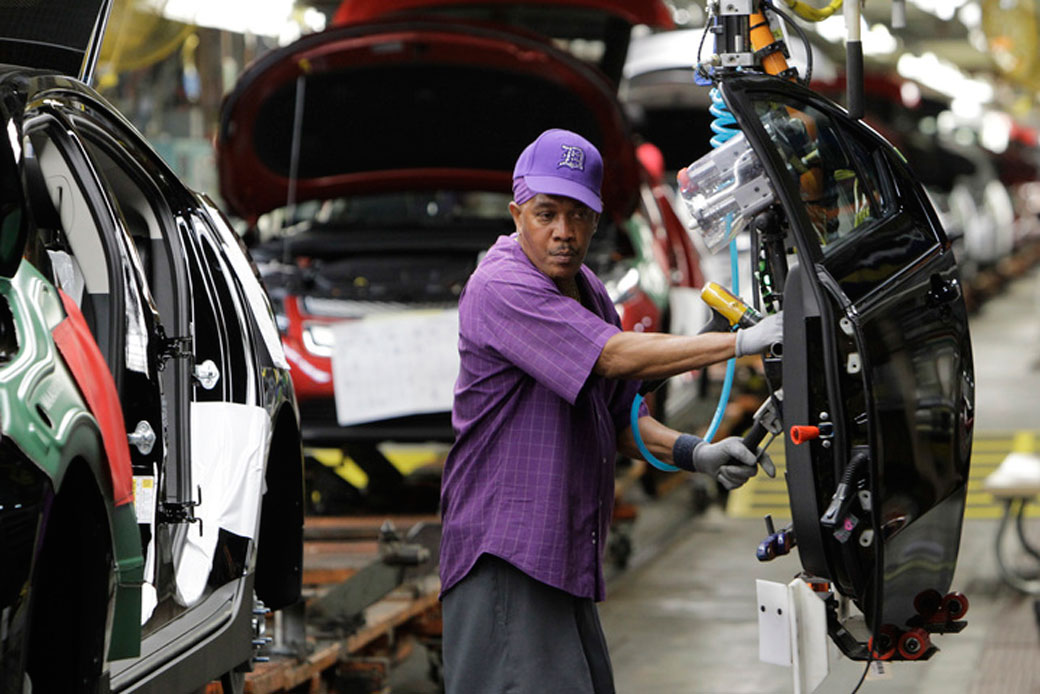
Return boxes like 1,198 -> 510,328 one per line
217,12 -> 702,447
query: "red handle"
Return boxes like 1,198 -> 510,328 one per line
790,425 -> 820,445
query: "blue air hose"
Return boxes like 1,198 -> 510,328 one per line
708,86 -> 740,147
630,86 -> 741,472
703,85 -> 742,442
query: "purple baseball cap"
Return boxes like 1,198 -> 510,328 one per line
512,129 -> 603,213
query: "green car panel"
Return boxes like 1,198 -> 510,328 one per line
0,260 -> 143,659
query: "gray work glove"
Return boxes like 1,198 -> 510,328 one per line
735,311 -> 783,358
673,435 -> 775,490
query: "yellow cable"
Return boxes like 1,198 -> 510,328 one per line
784,0 -> 844,22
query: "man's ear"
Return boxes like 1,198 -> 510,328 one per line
509,200 -> 523,230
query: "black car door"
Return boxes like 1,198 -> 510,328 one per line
52,95 -> 200,632
721,75 -> 975,636
18,99 -> 173,652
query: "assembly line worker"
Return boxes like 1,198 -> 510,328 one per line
438,128 -> 782,694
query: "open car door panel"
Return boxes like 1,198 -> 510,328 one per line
722,75 -> 974,648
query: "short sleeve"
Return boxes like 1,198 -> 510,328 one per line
608,378 -> 647,434
480,278 -> 620,405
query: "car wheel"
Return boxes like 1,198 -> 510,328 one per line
25,466 -> 111,693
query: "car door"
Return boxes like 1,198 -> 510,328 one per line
17,99 -> 166,656
721,75 -> 975,640
40,94 -> 205,635
22,104 -> 176,490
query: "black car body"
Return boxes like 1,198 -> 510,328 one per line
0,4 -> 304,692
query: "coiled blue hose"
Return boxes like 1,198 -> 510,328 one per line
630,85 -> 741,472
708,86 -> 741,147
704,85 -> 742,442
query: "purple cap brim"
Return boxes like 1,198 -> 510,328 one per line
522,174 -> 603,213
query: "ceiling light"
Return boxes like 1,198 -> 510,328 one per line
909,0 -> 970,22
980,110 -> 1011,154
160,0 -> 295,37
863,23 -> 898,56
900,81 -> 921,108
813,15 -> 846,43
958,2 -> 982,29
897,52 -> 993,103
812,17 -> 896,55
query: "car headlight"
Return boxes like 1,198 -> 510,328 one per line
302,322 -> 335,358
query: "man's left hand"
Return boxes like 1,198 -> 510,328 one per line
675,435 -> 773,490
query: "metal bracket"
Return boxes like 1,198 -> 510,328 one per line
157,484 -> 203,535
156,326 -> 193,370
718,0 -> 754,14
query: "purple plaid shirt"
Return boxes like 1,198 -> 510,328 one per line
440,234 -> 644,601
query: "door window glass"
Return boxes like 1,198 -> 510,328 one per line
752,97 -> 889,250
23,128 -> 117,358
79,134 -> 163,286
26,130 -> 109,299
748,90 -> 941,303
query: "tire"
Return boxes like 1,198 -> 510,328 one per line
25,467 -> 112,693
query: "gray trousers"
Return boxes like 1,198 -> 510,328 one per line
442,554 -> 615,694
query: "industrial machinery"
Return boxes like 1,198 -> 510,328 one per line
672,0 -> 975,687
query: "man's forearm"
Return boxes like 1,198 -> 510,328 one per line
617,415 -> 682,463
594,331 -> 736,380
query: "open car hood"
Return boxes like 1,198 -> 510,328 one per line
217,18 -> 640,222
330,0 -> 672,85
0,0 -> 111,83
333,0 -> 673,27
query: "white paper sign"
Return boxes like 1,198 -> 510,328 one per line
331,309 -> 460,426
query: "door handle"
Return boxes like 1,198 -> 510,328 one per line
927,274 -> 960,308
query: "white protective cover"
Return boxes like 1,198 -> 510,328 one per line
174,401 -> 270,606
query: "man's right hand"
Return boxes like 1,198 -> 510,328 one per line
735,311 -> 783,357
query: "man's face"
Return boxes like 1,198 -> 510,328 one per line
509,193 -> 599,282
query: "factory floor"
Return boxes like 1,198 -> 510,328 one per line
391,264 -> 1040,693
